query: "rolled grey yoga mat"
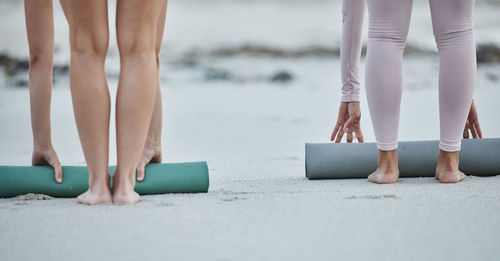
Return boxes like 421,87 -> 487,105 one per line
305,138 -> 500,179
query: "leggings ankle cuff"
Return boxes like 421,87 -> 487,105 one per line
377,142 -> 398,151
439,142 -> 461,152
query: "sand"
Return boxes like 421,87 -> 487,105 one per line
1,79 -> 500,261
1,164 -> 500,261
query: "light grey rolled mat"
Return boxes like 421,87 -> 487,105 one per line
305,138 -> 500,179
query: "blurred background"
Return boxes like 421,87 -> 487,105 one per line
1,0 -> 499,164
1,2 -> 500,260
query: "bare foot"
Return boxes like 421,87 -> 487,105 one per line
368,149 -> 399,184
112,171 -> 140,204
435,150 -> 466,183
77,175 -> 112,205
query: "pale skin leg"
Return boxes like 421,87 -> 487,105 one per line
136,0 -> 168,182
25,0 -> 63,183
60,0 -> 112,204
112,0 -> 163,203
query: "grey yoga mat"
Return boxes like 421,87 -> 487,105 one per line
305,138 -> 500,179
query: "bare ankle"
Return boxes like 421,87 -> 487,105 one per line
438,150 -> 460,170
378,150 -> 398,169
112,169 -> 136,190
89,175 -> 111,192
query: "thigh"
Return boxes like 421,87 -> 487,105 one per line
25,0 -> 54,54
366,0 -> 413,42
116,0 -> 163,53
59,0 -> 109,52
155,0 -> 168,54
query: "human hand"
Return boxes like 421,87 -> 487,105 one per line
330,102 -> 364,143
32,146 -> 63,183
136,146 -> 162,182
463,99 -> 482,139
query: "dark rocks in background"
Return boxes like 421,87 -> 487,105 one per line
486,73 -> 498,82
0,54 -> 29,76
209,44 -> 437,59
211,44 -> 339,58
0,53 -> 69,81
204,67 -> 233,81
477,44 -> 500,63
177,57 -> 198,68
14,79 -> 28,87
270,71 -> 293,83
175,51 -> 199,68
202,67 -> 294,84
1,42 -> 499,88
209,43 -> 500,63
402,45 -> 436,56
53,64 -> 69,75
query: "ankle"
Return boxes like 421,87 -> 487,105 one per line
378,150 -> 398,169
88,175 -> 110,192
33,144 -> 52,153
438,150 -> 459,170
112,168 -> 136,189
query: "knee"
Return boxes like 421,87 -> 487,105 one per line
368,29 -> 408,46
70,33 -> 108,61
433,25 -> 474,49
118,36 -> 156,61
155,47 -> 161,65
155,51 -> 161,68
29,46 -> 54,69
368,21 -> 409,46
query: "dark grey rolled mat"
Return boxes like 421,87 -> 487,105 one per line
305,138 -> 500,179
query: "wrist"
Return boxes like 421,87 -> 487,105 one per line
341,93 -> 361,103
33,141 -> 53,152
145,135 -> 161,150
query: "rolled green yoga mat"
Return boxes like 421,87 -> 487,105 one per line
0,162 -> 209,198
305,138 -> 500,179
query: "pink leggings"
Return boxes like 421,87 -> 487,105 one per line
365,0 -> 476,151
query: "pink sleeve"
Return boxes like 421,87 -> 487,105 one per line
340,0 -> 365,102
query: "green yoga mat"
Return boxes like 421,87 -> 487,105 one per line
0,162 -> 209,198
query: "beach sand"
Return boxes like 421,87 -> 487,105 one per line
1,72 -> 500,260
1,0 -> 500,260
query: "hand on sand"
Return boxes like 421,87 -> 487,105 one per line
136,146 -> 162,182
331,102 -> 364,143
32,146 -> 63,183
463,99 -> 482,139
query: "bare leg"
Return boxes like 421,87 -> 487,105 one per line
25,0 -> 63,183
368,150 -> 399,184
112,0 -> 163,203
60,0 -> 112,205
136,0 -> 168,182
